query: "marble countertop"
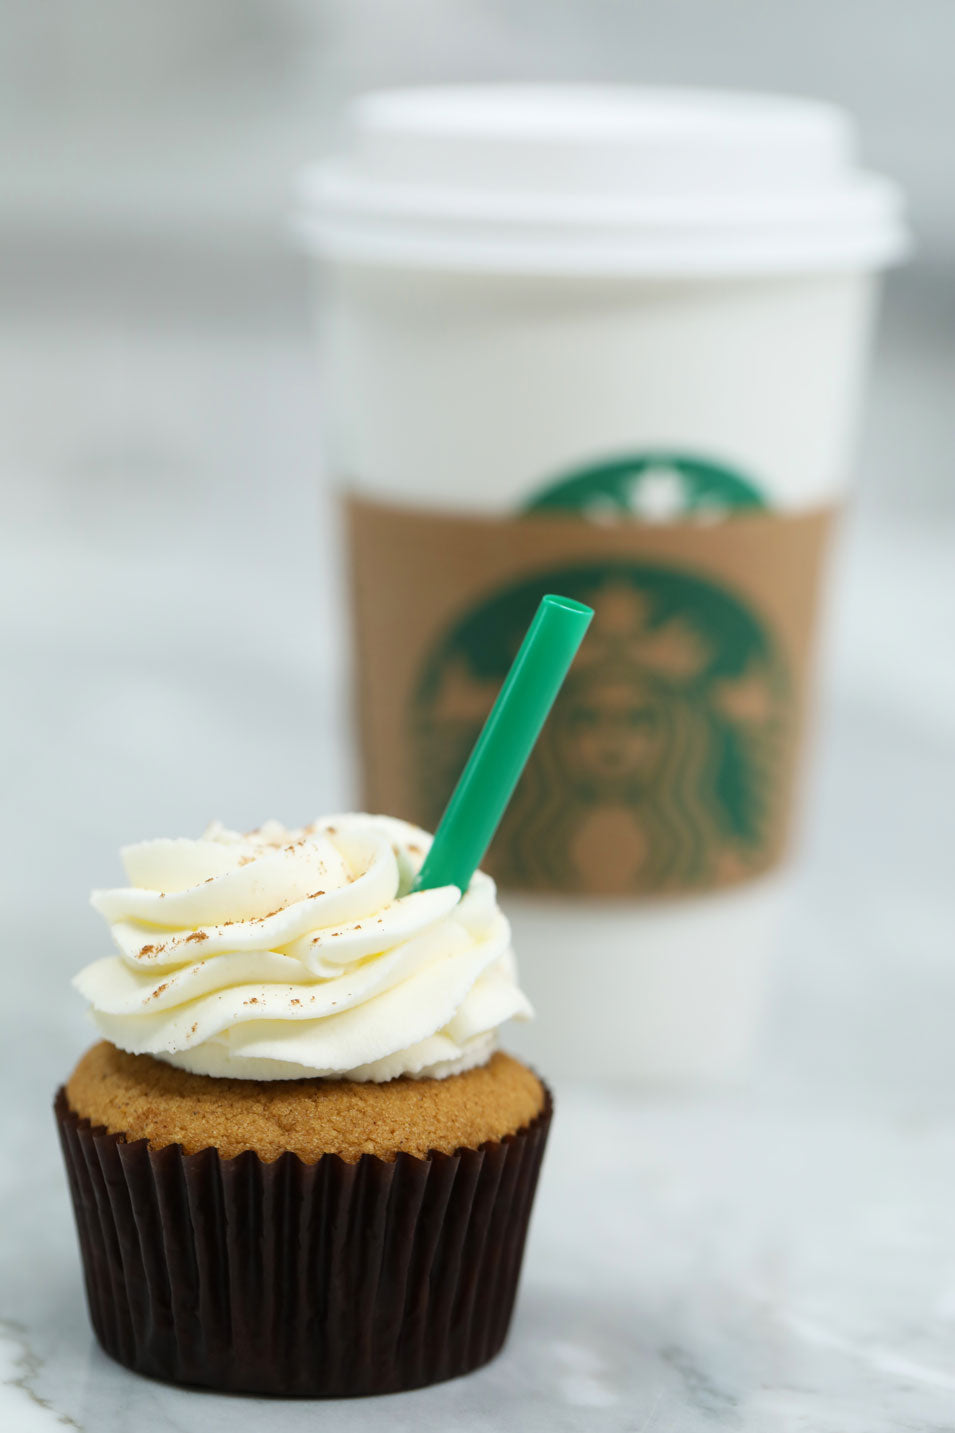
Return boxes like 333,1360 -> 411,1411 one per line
4,1056 -> 955,1431
2,261 -> 953,1430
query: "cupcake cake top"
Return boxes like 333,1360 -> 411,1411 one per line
76,814 -> 531,1082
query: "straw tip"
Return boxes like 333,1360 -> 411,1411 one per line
542,593 -> 594,619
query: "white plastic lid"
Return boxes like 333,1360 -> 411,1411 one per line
298,85 -> 908,276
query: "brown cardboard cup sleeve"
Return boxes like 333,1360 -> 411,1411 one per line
347,496 -> 835,897
54,1086 -> 552,1397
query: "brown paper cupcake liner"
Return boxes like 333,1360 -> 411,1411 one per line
54,1084 -> 551,1397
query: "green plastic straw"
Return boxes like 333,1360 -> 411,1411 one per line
414,593 -> 593,894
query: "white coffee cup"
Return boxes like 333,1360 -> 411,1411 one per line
299,86 -> 907,1084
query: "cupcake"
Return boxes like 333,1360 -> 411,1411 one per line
56,813 -> 551,1396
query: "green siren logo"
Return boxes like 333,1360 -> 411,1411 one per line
413,561 -> 788,896
523,451 -> 768,520
413,452 -> 785,894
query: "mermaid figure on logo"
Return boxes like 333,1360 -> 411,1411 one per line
414,566 -> 788,896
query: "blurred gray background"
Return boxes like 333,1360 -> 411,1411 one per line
1,0 -> 953,1098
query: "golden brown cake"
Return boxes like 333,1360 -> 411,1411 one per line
67,1041 -> 545,1163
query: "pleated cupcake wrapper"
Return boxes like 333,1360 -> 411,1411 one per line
54,1086 -> 551,1397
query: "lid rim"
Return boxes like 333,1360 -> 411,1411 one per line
301,173 -> 903,232
297,218 -> 909,278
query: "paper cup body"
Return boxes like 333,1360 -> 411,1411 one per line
301,87 -> 905,1082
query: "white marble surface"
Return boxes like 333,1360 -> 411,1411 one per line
1,247 -> 954,1430
5,1077 -> 955,1433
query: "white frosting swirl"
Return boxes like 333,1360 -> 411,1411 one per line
75,814 -> 532,1082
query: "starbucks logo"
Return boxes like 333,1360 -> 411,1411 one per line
413,561 -> 788,895
524,451 -> 767,520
